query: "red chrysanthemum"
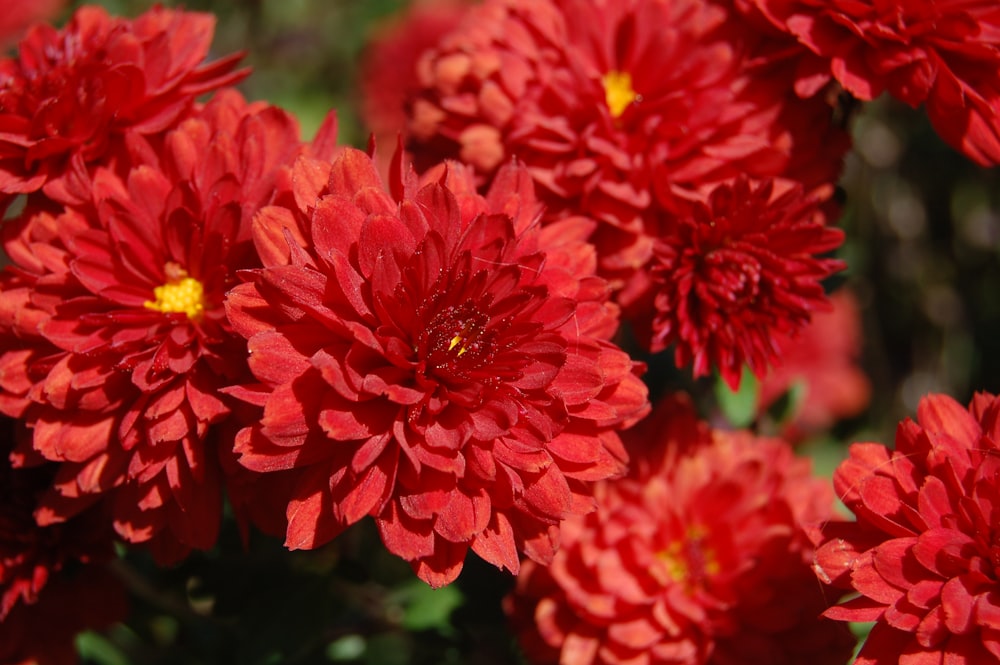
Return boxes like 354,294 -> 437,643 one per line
757,288 -> 871,438
506,394 -> 855,665
0,90 -> 323,563
634,176 -> 845,389
406,0 -> 849,286
0,4 -> 248,205
225,149 -> 649,587
814,392 -> 1000,663
0,420 -> 126,665
747,0 -> 1000,166
0,0 -> 64,48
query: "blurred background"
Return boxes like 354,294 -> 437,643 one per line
5,1 -> 1000,663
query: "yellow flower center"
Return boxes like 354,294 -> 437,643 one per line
655,525 -> 720,586
145,265 -> 206,320
448,320 -> 479,357
603,70 -> 638,118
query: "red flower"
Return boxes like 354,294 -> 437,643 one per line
757,288 -> 871,438
0,4 -> 248,205
506,395 -> 855,665
747,0 -> 1000,166
0,90 -> 316,563
633,177 -> 844,389
405,0 -> 849,287
225,150 -> 649,587
0,420 -> 126,665
814,392 -> 1000,663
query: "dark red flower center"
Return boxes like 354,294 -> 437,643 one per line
423,300 -> 495,374
700,246 -> 762,311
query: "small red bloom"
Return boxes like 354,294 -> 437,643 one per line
507,395 -> 855,665
757,288 -> 871,438
0,4 -> 248,205
631,177 -> 844,389
406,0 -> 849,287
0,91 -> 316,563
747,0 -> 1000,166
814,392 -> 1000,663
0,567 -> 127,665
225,149 -> 648,587
0,0 -> 64,48
0,420 -> 126,665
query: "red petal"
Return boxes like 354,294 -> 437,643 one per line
284,464 -> 342,549
471,512 -> 519,574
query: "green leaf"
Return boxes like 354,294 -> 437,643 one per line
766,379 -> 807,426
327,634 -> 366,661
75,631 -> 131,665
389,579 -> 463,634
714,366 -> 759,428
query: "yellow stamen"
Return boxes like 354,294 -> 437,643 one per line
448,321 -> 477,356
603,70 -> 637,118
655,526 -> 719,586
145,265 -> 205,320
657,542 -> 688,583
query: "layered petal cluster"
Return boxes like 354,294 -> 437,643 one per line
0,91 -> 313,563
757,288 -> 871,438
225,149 -> 649,587
0,421 -> 126,665
405,0 -> 849,285
507,395 -> 855,665
814,392 -> 1000,663
747,0 -> 1000,166
0,4 -> 248,204
635,177 -> 844,388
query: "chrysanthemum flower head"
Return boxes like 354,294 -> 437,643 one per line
815,391 -> 1000,663
506,395 -> 855,664
0,90 -> 319,563
633,176 -> 845,389
225,147 -> 649,587
406,0 -> 850,287
0,4 -> 248,204
746,0 -> 1000,166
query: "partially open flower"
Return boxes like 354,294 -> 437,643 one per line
225,150 -> 648,587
